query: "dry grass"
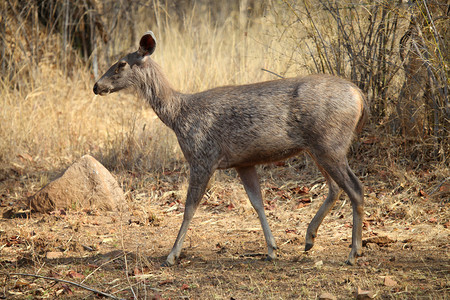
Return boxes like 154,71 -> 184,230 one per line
0,1 -> 299,176
1,1 -> 449,299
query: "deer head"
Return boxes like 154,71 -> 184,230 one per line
93,31 -> 157,95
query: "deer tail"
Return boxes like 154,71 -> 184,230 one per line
356,90 -> 369,133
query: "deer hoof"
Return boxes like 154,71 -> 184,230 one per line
161,261 -> 172,267
161,259 -> 175,267
346,248 -> 363,265
265,255 -> 275,262
304,242 -> 314,252
345,258 -> 355,266
345,254 -> 360,266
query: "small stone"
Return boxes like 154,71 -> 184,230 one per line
46,251 -> 64,259
356,287 -> 374,299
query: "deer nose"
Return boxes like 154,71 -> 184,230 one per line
93,83 -> 99,94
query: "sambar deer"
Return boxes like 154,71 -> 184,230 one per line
93,31 -> 368,266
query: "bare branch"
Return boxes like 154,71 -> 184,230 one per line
7,272 -> 124,300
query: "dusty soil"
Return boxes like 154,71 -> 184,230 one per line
1,161 -> 449,299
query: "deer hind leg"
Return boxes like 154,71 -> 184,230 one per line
305,164 -> 342,252
344,165 -> 364,265
308,154 -> 364,265
236,166 -> 277,261
163,167 -> 213,267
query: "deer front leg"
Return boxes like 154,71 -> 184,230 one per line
237,166 -> 277,261
162,168 -> 212,267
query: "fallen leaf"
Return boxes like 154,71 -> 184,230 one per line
290,186 -> 310,194
67,270 -> 84,279
368,192 -> 377,199
263,203 -> 275,210
47,270 -> 62,278
180,283 -> 190,290
319,292 -> 337,300
6,235 -> 23,246
314,260 -> 323,267
86,264 -> 99,269
418,189 -> 428,197
159,279 -> 174,286
384,276 -> 397,287
60,283 -> 73,295
34,288 -> 46,295
362,136 -> 378,144
363,236 -> 395,247
298,197 -> 311,203
14,279 -> 30,288
17,153 -> 33,162
133,267 -> 151,276
151,293 -> 163,300
295,202 -> 309,209
365,242 -> 379,250
439,183 -> 449,193
101,237 -> 114,244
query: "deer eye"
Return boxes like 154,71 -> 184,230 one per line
115,61 -> 127,73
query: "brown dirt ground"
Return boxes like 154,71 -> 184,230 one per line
1,159 -> 449,299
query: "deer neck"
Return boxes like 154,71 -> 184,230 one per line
134,62 -> 183,129
146,90 -> 184,129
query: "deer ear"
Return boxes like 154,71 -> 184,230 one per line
139,31 -> 157,56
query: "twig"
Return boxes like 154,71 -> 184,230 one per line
120,221 -> 137,300
81,252 -> 124,284
6,272 -> 124,300
261,68 -> 284,79
429,177 -> 449,195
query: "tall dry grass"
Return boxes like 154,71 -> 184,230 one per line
0,0 -> 447,194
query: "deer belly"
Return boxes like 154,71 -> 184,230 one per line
218,146 -> 303,169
